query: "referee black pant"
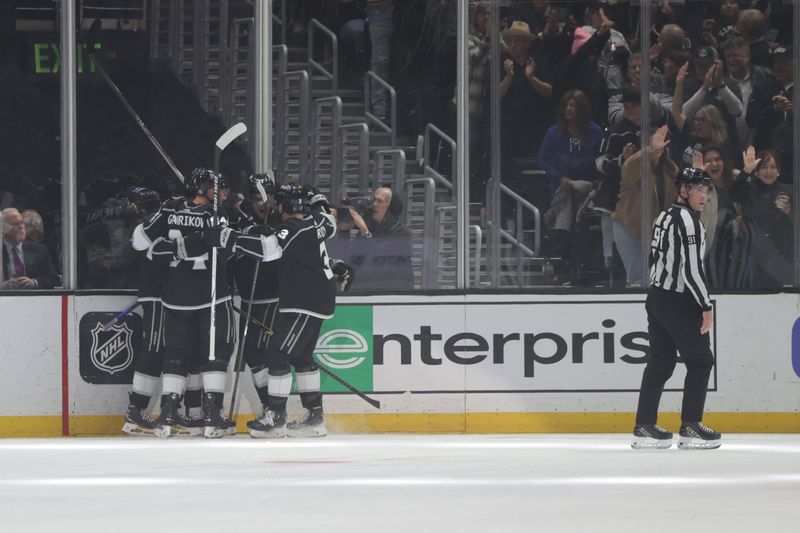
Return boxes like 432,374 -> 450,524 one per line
635,287 -> 715,425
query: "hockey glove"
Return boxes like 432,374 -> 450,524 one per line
244,224 -> 274,237
330,259 -> 355,292
204,226 -> 239,252
303,184 -> 329,210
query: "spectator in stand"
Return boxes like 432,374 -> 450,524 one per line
681,46 -> 743,159
705,145 -> 760,289
596,87 -> 644,216
608,52 -> 670,126
672,63 -> 731,168
367,187 -> 414,289
366,0 -> 394,119
731,149 -> 793,288
499,20 -> 552,191
722,37 -> 774,152
22,209 -> 44,242
735,9 -> 772,69
611,125 -> 677,288
550,14 -> 612,130
701,0 -> 743,49
338,0 -> 368,89
747,45 -> 793,183
1,207 -> 60,289
581,3 -> 630,95
538,89 -> 603,283
649,23 -> 690,76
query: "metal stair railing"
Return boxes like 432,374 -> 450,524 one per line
340,123 -> 370,195
281,70 -> 311,182
485,178 -> 541,287
373,149 -> 406,192
364,71 -> 397,147
310,96 -> 343,193
432,206 -> 485,289
470,224 -> 484,288
403,177 -> 437,289
308,18 -> 338,96
423,123 -> 456,197
222,18 -> 251,128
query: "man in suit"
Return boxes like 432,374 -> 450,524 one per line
1,208 -> 60,289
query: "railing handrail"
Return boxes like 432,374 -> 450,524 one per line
373,149 -> 406,193
340,122 -> 370,194
364,70 -> 397,147
272,0 -> 287,44
281,69 -> 311,182
423,123 -> 456,196
470,224 -> 483,287
308,18 -> 338,95
403,177 -> 437,288
311,96 -> 343,193
271,44 -> 288,174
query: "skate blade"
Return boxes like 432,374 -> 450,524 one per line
224,426 -> 237,436
677,437 -> 721,450
631,437 -> 672,449
287,425 -> 327,438
204,426 -> 226,439
154,425 -> 174,439
248,427 -> 287,439
122,422 -> 154,436
174,425 -> 204,437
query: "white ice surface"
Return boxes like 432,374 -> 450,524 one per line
0,434 -> 798,532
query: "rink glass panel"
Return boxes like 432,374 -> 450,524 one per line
0,5 -> 62,290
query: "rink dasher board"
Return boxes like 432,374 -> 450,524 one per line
0,293 -> 798,436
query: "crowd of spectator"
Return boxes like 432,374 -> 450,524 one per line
475,0 -> 795,289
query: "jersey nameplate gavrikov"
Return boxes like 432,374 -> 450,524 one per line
79,312 -> 142,385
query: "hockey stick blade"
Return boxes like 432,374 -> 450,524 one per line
215,122 -> 247,152
315,362 -> 381,410
101,301 -> 141,331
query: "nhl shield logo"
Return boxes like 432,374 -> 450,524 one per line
89,322 -> 134,375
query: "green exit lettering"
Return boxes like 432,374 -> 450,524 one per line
34,43 -> 117,74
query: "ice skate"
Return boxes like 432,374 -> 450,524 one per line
203,393 -> 234,439
630,424 -> 673,449
154,393 -> 183,438
122,406 -> 156,436
248,406 -> 287,438
173,407 -> 204,437
287,407 -> 327,438
678,422 -> 721,450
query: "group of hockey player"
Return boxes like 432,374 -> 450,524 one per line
122,168 -> 352,439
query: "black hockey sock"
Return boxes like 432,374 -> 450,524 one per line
129,391 -> 151,410
300,392 -> 322,409
267,396 -> 288,414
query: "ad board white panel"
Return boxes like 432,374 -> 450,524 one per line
0,296 -> 62,416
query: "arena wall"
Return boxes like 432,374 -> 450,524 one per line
1,293 -> 798,437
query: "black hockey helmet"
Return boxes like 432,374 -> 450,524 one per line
185,167 -> 225,197
274,183 -> 305,214
248,172 -> 276,203
122,186 -> 161,215
675,167 -> 711,190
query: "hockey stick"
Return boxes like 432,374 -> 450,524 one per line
208,122 -> 248,362
209,173 -> 220,361
227,261 -> 260,420
227,312 -> 381,409
101,301 -> 142,331
231,304 -> 274,335
86,19 -> 185,186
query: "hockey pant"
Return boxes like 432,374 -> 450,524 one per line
635,288 -> 715,425
129,300 -> 165,409
264,312 -> 324,412
238,300 -> 279,405
161,301 -> 236,404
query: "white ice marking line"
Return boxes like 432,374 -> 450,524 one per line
3,474 -> 800,488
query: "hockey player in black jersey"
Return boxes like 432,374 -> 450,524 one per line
632,167 -> 721,450
229,173 -> 281,420
133,168 -> 237,438
214,183 -> 338,438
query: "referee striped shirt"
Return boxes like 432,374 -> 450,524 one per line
649,203 -> 713,311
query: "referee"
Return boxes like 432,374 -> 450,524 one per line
631,167 -> 721,450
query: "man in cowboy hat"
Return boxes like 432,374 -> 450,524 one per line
500,20 -> 553,199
